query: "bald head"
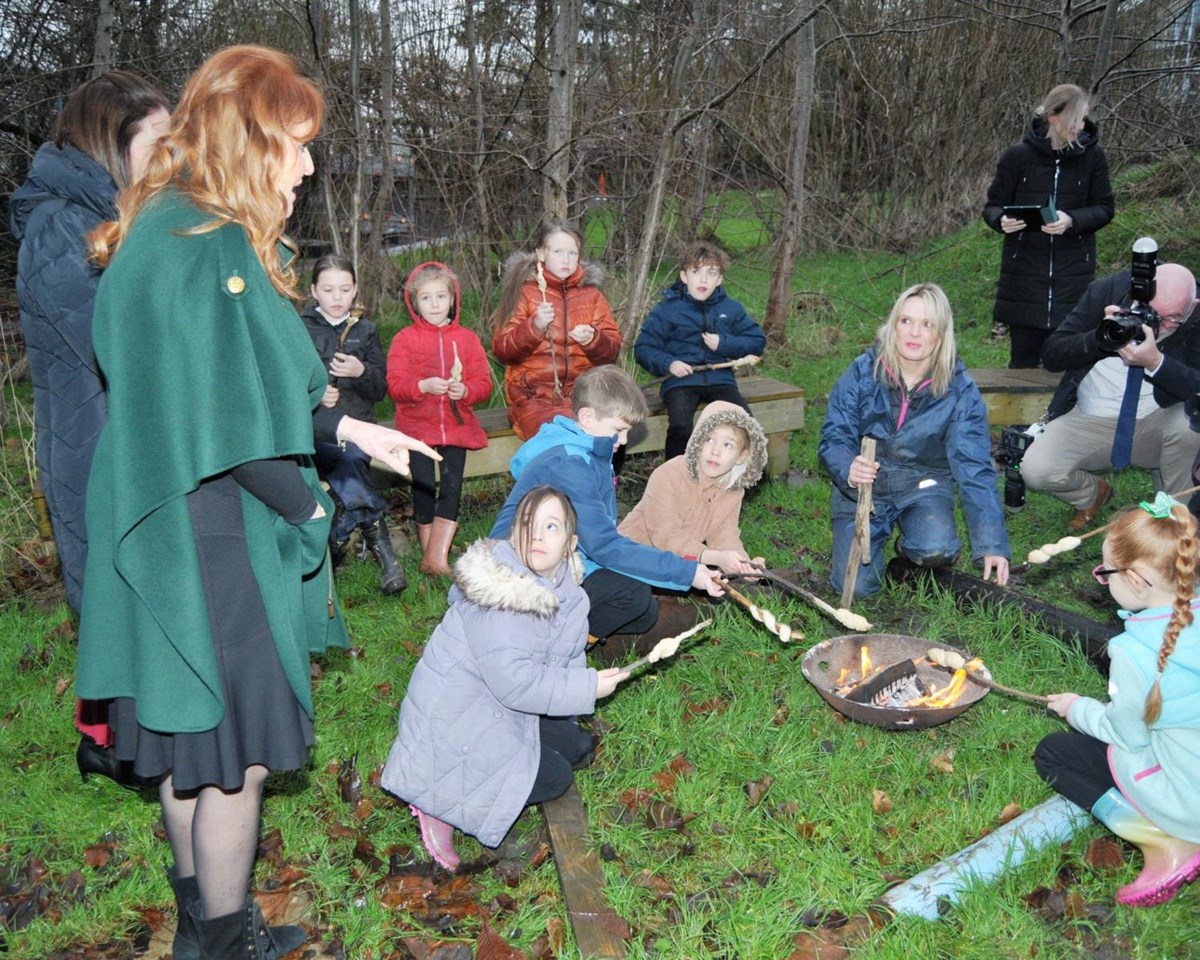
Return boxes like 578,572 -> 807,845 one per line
1152,263 -> 1198,332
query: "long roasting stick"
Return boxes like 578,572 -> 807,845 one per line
840,437 -> 876,608
718,579 -> 802,642
746,565 -> 872,632
622,619 -> 714,673
536,261 -> 564,399
1024,482 -> 1200,566
926,647 -> 1048,704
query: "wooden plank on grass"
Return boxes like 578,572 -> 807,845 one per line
541,782 -> 629,959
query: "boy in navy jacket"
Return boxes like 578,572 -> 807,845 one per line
635,241 -> 766,458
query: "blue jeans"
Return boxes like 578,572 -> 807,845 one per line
829,483 -> 961,598
313,440 -> 387,541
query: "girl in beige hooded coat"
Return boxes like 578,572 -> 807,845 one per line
619,401 -> 767,576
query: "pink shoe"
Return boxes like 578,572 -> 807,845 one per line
1117,848 -> 1200,907
410,805 -> 460,871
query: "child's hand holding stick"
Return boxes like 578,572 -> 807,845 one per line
646,354 -> 761,387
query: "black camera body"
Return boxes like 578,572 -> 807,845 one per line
995,425 -> 1037,512
1096,238 -> 1160,352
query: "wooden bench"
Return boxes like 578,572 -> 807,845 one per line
971,367 -> 1061,426
462,375 -> 806,480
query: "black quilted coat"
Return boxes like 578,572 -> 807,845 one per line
983,116 -> 1114,331
10,143 -> 117,611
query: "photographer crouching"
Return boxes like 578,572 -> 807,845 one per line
1019,239 -> 1200,530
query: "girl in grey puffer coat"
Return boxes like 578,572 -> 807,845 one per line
382,486 -> 630,869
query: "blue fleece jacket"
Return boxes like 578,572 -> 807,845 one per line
635,281 -> 766,396
1067,599 -> 1200,843
490,417 -> 696,589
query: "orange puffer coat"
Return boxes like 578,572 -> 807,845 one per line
491,261 -> 621,439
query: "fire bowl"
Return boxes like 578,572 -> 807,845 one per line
802,633 -> 989,731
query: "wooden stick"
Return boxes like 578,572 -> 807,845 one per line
720,580 -> 802,642
926,647 -> 1048,705
1025,482 -> 1200,566
841,437 -> 876,608
622,619 -> 713,673
535,261 -> 564,399
644,355 -> 762,387
747,566 -> 873,632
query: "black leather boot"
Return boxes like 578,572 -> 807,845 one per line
192,896 -> 305,960
328,495 -> 350,567
363,517 -> 406,596
76,736 -> 160,790
167,868 -> 201,960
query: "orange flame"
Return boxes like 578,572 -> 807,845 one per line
860,644 -> 873,680
907,668 -> 968,709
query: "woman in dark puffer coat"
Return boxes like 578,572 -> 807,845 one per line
983,83 -> 1114,368
9,71 -> 169,778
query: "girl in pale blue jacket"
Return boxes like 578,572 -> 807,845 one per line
1035,493 -> 1200,907
382,486 -> 629,870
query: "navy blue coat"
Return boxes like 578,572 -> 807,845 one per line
10,144 -> 118,611
635,281 -> 766,396
818,350 -> 1010,562
983,116 -> 1114,331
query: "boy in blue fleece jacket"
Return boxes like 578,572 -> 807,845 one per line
491,365 -> 722,639
635,241 -> 766,458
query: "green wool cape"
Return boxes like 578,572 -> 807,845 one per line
77,190 -> 349,734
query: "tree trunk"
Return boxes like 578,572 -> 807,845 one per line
348,0 -> 363,269
364,0 -> 395,304
763,7 -> 816,344
91,0 -> 114,77
464,0 -> 492,290
1089,0 -> 1122,113
544,0 -> 579,220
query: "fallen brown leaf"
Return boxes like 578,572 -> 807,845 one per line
997,802 -> 1023,825
1084,837 -> 1125,872
682,697 -> 728,722
872,789 -> 892,815
743,776 -> 774,807
667,753 -> 695,776
929,749 -> 956,775
338,753 -> 363,806
82,843 -> 112,869
644,799 -> 688,830
546,915 -> 567,953
476,919 -> 527,960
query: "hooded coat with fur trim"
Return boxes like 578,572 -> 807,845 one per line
380,539 -> 596,847
618,401 -> 767,559
491,257 -> 621,440
387,262 -> 491,449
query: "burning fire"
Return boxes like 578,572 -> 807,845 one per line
907,668 -> 968,709
860,644 -> 873,679
835,644 -> 881,692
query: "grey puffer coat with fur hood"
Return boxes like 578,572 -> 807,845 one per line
381,538 -> 596,847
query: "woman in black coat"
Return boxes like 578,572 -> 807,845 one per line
10,70 -> 169,781
983,84 -> 1114,368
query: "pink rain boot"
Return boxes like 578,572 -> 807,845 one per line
410,805 -> 460,871
1092,789 -> 1200,906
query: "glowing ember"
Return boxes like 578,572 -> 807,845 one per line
907,668 -> 968,709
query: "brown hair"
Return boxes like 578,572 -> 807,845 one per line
1106,502 -> 1199,724
571,365 -> 648,425
91,45 -> 323,299
489,219 -> 586,335
53,70 -> 168,190
510,485 -> 580,580
679,240 -> 730,274
311,254 -> 356,286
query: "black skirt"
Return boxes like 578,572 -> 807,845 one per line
110,474 -> 314,792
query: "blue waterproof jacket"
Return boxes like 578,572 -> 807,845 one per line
818,350 -> 1009,562
635,281 -> 766,396
490,416 -> 696,589
1068,599 -> 1200,844
10,143 -> 118,611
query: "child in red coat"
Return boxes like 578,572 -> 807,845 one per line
388,263 -> 491,574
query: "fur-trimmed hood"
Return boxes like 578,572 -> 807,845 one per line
502,250 -> 605,290
685,400 -> 767,490
451,538 -> 583,617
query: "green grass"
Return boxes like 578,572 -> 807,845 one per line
4,156 -> 1200,957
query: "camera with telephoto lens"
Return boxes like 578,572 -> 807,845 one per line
1096,237 -> 1161,352
995,425 -> 1038,513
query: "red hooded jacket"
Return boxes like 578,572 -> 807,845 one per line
387,262 -> 491,449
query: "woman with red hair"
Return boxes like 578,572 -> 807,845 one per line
82,46 -> 434,959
